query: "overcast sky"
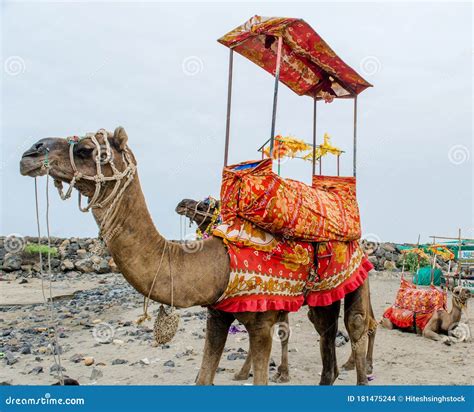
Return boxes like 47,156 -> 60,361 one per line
1,1 -> 472,244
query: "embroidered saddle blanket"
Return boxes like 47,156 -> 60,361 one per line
220,159 -> 361,242
382,278 -> 447,331
212,220 -> 372,312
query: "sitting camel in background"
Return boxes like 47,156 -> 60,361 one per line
381,287 -> 471,344
176,197 -> 378,382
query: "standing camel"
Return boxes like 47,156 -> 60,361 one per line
20,127 -> 373,384
176,198 -> 377,382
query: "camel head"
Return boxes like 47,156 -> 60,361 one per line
20,127 -> 134,199
175,197 -> 220,229
452,286 -> 471,308
175,198 -> 220,220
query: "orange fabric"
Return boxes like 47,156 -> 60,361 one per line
218,15 -> 372,99
220,159 -> 361,242
383,279 -> 447,330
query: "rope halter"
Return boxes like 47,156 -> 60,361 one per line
54,128 -> 137,238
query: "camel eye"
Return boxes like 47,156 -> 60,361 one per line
75,147 -> 94,158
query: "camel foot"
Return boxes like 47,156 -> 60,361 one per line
341,361 -> 355,371
380,318 -> 393,330
319,368 -> 339,385
270,371 -> 290,383
366,364 -> 373,375
233,372 -> 251,381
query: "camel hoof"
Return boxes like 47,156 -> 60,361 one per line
233,372 -> 250,381
341,362 -> 355,371
366,365 -> 373,375
270,372 -> 290,383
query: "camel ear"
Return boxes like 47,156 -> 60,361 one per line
113,126 -> 128,151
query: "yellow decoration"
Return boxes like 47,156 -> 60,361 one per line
263,133 -> 342,162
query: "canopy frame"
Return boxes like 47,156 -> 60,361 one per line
220,16 -> 370,178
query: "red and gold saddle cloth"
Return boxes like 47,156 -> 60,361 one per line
383,278 -> 447,331
212,221 -> 372,312
220,159 -> 361,242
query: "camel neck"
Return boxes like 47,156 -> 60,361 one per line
91,173 -> 230,308
450,300 -> 464,324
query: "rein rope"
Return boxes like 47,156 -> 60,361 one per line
34,170 -> 65,385
53,129 -> 137,241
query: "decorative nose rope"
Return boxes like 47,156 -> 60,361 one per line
53,129 -> 137,240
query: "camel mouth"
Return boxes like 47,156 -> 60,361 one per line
175,199 -> 194,216
19,157 -> 49,177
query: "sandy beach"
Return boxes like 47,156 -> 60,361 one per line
0,272 -> 472,386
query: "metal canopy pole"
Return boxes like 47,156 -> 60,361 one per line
270,36 -> 283,157
312,97 -> 317,176
353,95 -> 358,177
223,49 -> 234,167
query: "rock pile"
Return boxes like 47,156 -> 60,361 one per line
0,236 -> 116,276
360,239 -> 450,272
1,235 -> 451,277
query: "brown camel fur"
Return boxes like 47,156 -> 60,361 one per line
20,127 -> 373,384
381,287 -> 471,345
176,198 -> 378,384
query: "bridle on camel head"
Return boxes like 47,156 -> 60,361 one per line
53,128 -> 137,240
188,199 -> 215,229
452,288 -> 470,310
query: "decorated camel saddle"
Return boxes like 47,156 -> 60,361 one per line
382,278 -> 447,331
212,159 -> 373,312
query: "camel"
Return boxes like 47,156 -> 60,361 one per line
381,287 -> 471,344
20,127 -> 373,385
176,197 -> 378,382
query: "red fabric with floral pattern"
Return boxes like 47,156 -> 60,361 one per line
212,220 -> 372,312
220,159 -> 361,242
383,279 -> 447,331
218,15 -> 372,99
212,239 -> 314,312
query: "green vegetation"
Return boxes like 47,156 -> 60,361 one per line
24,243 -> 58,256
403,252 -> 429,272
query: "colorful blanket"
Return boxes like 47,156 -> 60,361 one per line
382,279 -> 447,331
220,159 -> 361,242
212,221 -> 372,312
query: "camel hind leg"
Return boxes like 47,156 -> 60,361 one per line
344,279 -> 371,385
308,301 -> 341,385
343,295 -> 377,375
234,350 -> 252,381
271,312 -> 290,383
237,311 -> 280,385
196,308 -> 234,385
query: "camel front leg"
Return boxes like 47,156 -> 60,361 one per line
344,279 -> 370,385
234,349 -> 252,380
308,301 -> 341,385
238,311 -> 279,385
196,308 -> 234,385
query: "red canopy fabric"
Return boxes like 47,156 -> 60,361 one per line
218,15 -> 372,99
